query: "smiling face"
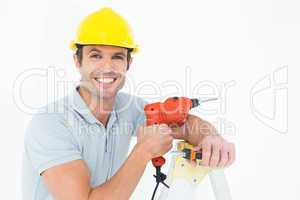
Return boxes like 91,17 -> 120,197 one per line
74,45 -> 131,100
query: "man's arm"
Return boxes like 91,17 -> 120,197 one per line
171,114 -> 235,168
42,144 -> 149,200
42,124 -> 174,200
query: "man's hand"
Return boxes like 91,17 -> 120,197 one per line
193,135 -> 235,168
171,114 -> 235,168
136,124 -> 174,159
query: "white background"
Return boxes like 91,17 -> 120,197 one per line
0,0 -> 299,199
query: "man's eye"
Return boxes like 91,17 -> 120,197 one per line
112,55 -> 124,60
90,54 -> 102,59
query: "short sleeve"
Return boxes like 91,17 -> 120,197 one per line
24,113 -> 82,175
131,97 -> 148,136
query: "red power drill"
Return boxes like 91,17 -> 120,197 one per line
144,96 -> 217,199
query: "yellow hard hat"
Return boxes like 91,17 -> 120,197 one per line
70,7 -> 138,53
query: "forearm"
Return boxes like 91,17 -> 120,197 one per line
88,144 -> 150,200
171,114 -> 218,146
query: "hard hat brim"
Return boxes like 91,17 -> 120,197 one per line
70,40 -> 139,54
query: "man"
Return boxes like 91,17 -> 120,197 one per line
22,7 -> 235,200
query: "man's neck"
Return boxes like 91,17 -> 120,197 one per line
78,86 -> 115,127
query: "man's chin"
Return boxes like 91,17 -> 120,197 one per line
92,89 -> 118,100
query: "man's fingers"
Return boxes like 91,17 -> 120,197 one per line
226,143 -> 235,167
192,145 -> 201,151
209,143 -> 220,168
218,147 -> 229,168
200,143 -> 211,167
158,124 -> 172,134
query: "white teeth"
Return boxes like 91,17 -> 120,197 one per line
95,77 -> 115,84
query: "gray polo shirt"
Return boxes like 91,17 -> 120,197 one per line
22,87 -> 147,200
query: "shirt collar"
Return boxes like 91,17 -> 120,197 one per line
71,86 -> 118,127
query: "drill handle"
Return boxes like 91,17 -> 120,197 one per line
151,156 -> 166,167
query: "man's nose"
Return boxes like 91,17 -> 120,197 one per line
99,57 -> 115,70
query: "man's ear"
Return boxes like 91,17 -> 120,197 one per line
127,57 -> 133,71
73,54 -> 81,68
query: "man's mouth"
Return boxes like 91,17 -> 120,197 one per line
94,77 -> 117,84
93,76 -> 119,89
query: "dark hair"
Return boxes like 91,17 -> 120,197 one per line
75,44 -> 132,70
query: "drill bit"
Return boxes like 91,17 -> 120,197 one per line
191,97 -> 218,108
197,97 -> 218,103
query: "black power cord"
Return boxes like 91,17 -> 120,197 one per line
151,167 -> 169,200
151,182 -> 160,200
